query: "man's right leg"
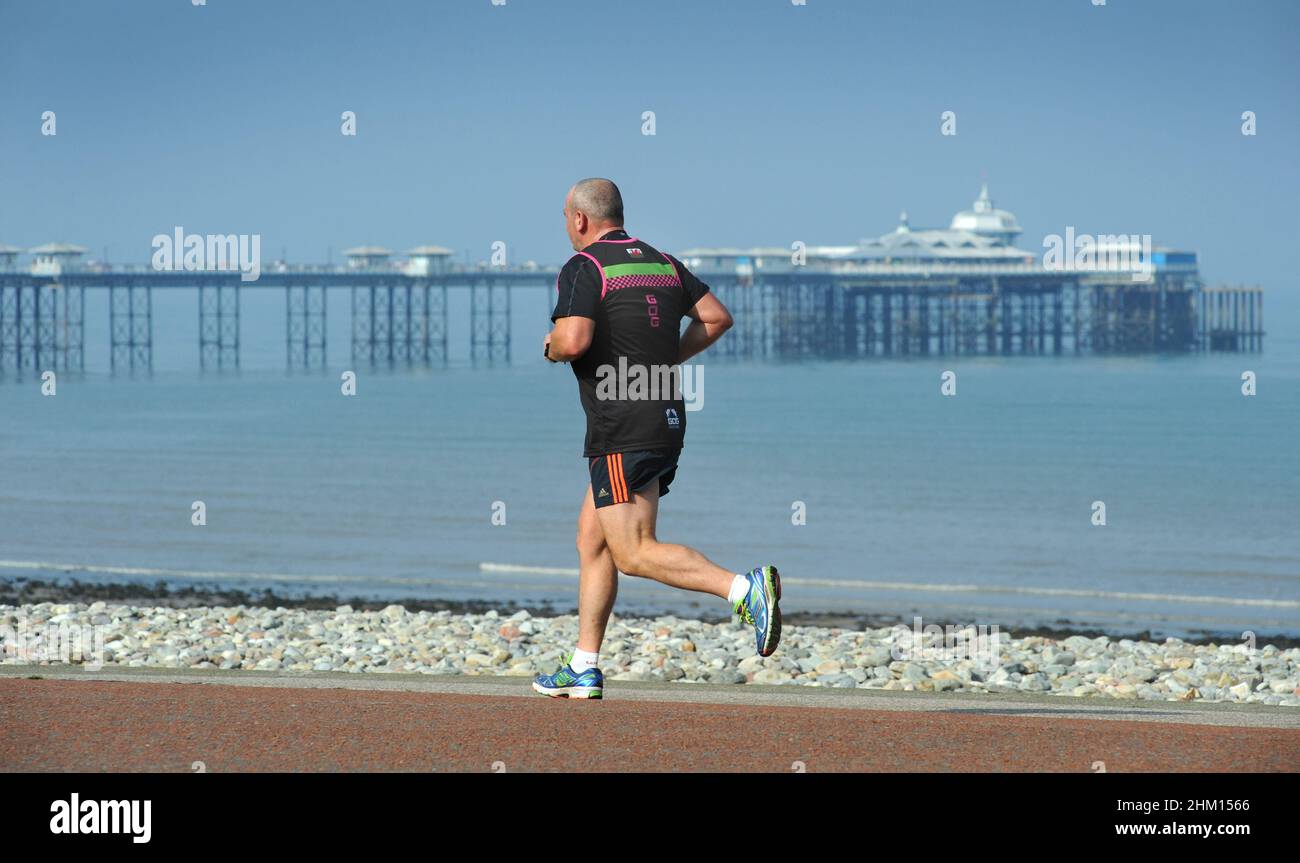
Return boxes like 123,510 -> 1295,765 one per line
596,480 -> 782,657
594,481 -> 734,598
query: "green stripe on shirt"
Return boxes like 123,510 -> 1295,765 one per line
600,262 -> 677,278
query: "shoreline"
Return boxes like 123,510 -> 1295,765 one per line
2,576 -> 1298,650
2,582 -> 1298,707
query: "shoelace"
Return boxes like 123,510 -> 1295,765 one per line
559,653 -> 594,680
733,587 -> 756,625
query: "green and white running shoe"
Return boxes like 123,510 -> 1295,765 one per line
532,654 -> 604,699
733,565 -> 782,657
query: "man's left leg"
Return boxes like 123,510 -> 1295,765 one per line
575,486 -> 616,657
532,488 -> 616,699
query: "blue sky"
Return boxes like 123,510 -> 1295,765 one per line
1,0 -> 1297,290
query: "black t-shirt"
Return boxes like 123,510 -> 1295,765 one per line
551,229 -> 710,456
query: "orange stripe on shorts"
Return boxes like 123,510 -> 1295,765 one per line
608,453 -> 627,502
615,453 -> 628,501
604,455 -> 619,502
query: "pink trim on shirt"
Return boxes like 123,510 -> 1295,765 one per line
577,251 -> 608,298
661,253 -> 680,283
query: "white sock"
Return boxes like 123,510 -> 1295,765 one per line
727,573 -> 750,607
569,648 -> 600,673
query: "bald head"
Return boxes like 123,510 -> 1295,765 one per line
563,178 -> 625,251
569,178 -> 624,225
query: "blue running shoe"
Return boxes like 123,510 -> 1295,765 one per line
533,654 -> 604,699
733,565 -> 782,657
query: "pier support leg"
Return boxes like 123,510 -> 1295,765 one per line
984,288 -> 996,355
0,282 -> 14,372
1,282 -> 81,374
351,284 -> 393,365
287,285 -> 327,369
1000,293 -> 1011,355
431,283 -> 448,364
63,284 -> 84,370
381,284 -> 395,364
740,281 -> 753,357
919,293 -> 931,355
470,278 -> 511,365
715,281 -> 737,358
1052,289 -> 1063,355
350,286 -> 369,365
882,291 -> 893,356
758,282 -> 773,358
199,283 -> 240,369
409,283 -> 429,365
393,284 -> 411,364
110,284 -> 152,373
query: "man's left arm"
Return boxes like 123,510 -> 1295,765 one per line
546,316 -> 595,362
546,257 -> 599,362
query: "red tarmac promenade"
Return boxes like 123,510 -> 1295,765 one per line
2,668 -> 1297,772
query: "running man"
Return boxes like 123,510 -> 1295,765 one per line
534,178 -> 781,699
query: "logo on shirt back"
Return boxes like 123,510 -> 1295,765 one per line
666,408 -> 680,428
625,248 -> 644,257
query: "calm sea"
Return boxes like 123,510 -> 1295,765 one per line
2,285 -> 1297,640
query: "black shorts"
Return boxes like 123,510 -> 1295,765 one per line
589,448 -> 681,508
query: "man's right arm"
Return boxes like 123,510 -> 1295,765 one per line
679,292 -> 733,362
671,255 -> 732,362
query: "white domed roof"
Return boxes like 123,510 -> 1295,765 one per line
949,183 -> 1021,240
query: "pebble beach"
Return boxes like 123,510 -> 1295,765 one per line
4,601 -> 1298,707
